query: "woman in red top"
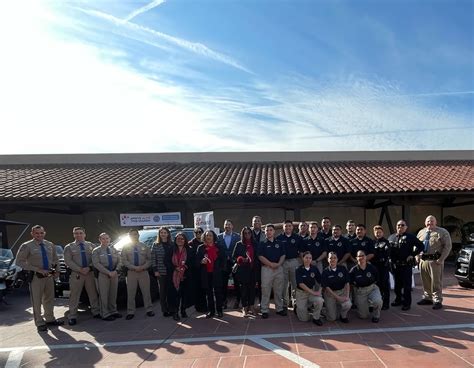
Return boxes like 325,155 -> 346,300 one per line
232,226 -> 258,317
196,230 -> 226,318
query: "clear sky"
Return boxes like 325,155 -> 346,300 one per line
1,0 -> 473,154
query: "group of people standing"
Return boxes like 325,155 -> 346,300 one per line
15,213 -> 451,333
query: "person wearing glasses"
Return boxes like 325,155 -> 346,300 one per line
388,220 -> 424,311
189,227 -> 206,313
349,250 -> 383,323
232,226 -> 258,317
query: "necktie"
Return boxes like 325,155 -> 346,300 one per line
79,243 -> 88,267
106,247 -> 113,271
134,246 -> 139,266
39,242 -> 49,270
423,231 -> 431,253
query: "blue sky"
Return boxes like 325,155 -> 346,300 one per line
0,0 -> 473,153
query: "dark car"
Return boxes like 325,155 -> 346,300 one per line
54,245 -> 70,298
454,222 -> 474,288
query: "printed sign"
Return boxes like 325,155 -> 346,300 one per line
120,212 -> 181,227
193,211 -> 215,230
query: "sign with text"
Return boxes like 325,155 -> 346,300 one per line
193,211 -> 215,230
120,212 -> 181,227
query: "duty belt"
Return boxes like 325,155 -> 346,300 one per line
421,252 -> 441,261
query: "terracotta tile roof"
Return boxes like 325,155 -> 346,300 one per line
0,160 -> 472,201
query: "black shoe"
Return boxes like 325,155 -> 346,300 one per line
93,314 -> 101,319
68,318 -> 77,326
173,313 -> 180,321
417,299 -> 433,305
339,317 -> 349,323
401,305 -> 410,311
113,313 -> 123,318
46,319 -> 64,326
102,315 -> 115,321
313,318 -> 323,326
391,300 -> 402,307
276,310 -> 287,316
432,303 -> 443,310
261,312 -> 269,319
146,311 -> 155,317
217,311 -> 224,318
372,317 -> 380,323
181,310 -> 188,318
233,301 -> 240,309
125,314 -> 134,320
37,325 -> 48,332
206,312 -> 215,319
381,305 -> 389,311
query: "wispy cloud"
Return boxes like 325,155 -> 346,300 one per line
123,0 -> 166,23
76,7 -> 253,74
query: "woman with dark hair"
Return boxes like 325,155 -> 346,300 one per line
151,227 -> 172,317
166,232 -> 193,321
189,227 -> 206,313
196,230 -> 226,318
232,226 -> 258,317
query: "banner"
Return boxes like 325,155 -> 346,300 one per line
120,212 -> 181,227
193,211 -> 215,230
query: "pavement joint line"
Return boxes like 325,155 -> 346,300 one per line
249,337 -> 320,368
4,348 -> 25,368
0,323 -> 472,354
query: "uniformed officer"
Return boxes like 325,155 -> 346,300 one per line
121,228 -> 155,319
276,220 -> 303,310
349,250 -> 383,323
320,217 -> 333,240
388,220 -> 424,311
16,225 -> 64,332
300,222 -> 327,273
295,251 -> 324,325
258,224 -> 286,319
92,232 -> 122,321
321,252 -> 352,322
298,221 -> 309,238
416,215 -> 452,310
344,220 -> 356,240
325,225 -> 351,267
349,224 -> 375,265
64,226 -> 100,325
373,225 -> 391,310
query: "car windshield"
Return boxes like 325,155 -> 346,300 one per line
0,248 -> 14,261
112,228 -> 195,252
56,246 -> 64,256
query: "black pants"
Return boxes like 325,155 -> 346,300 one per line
393,265 -> 412,307
206,272 -> 223,314
169,282 -> 186,313
237,272 -> 256,308
157,275 -> 169,314
375,264 -> 390,307
222,263 -> 241,305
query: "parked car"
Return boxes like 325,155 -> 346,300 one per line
54,245 -> 70,298
0,248 -> 19,302
454,222 -> 474,288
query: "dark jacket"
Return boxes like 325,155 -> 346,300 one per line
231,240 -> 258,284
165,245 -> 195,308
195,243 -> 226,289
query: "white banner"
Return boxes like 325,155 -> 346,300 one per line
193,211 -> 215,230
120,212 -> 181,227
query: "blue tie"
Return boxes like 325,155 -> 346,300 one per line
423,231 -> 431,253
79,243 -> 88,267
39,243 -> 49,270
106,247 -> 113,271
133,246 -> 139,266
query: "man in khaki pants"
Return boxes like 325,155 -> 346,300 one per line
64,227 -> 100,325
416,215 -> 452,310
16,225 -> 64,332
121,229 -> 155,320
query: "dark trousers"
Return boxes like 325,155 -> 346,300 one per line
193,267 -> 207,312
393,265 -> 412,307
222,263 -> 241,305
157,275 -> 169,314
169,282 -> 186,313
237,272 -> 256,308
376,264 -> 390,307
206,272 -> 223,314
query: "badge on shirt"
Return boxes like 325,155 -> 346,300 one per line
275,244 -> 280,249
310,272 -> 315,278
367,272 -> 372,278
315,242 -> 320,247
361,241 -> 366,246
337,242 -> 342,247
338,272 -> 343,278
291,239 -> 295,244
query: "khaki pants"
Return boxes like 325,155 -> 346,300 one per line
127,270 -> 153,315
98,273 -> 118,318
30,275 -> 56,326
420,259 -> 444,303
295,289 -> 323,321
282,258 -> 300,308
354,284 -> 382,319
260,265 -> 284,313
324,289 -> 352,321
68,271 -> 100,319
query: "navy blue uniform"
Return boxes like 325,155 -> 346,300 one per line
258,239 -> 285,263
373,237 -> 391,308
388,232 -> 423,307
301,235 -> 326,261
325,236 -> 350,262
350,236 -> 375,259
344,233 -> 356,241
296,265 -> 321,290
349,263 -> 378,287
320,230 -> 332,241
275,233 -> 302,260
321,266 -> 349,291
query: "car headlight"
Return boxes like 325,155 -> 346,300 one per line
0,271 -> 6,278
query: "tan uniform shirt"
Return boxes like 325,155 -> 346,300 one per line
16,239 -> 59,272
64,241 -> 95,272
417,226 -> 452,263
92,245 -> 121,274
121,242 -> 151,270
